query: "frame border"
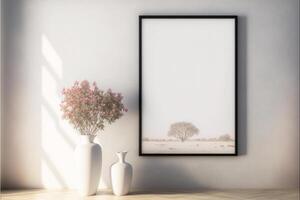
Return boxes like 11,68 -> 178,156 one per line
139,15 -> 238,156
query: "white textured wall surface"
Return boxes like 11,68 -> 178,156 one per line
1,0 -> 299,190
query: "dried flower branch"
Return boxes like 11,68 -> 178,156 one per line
60,80 -> 127,135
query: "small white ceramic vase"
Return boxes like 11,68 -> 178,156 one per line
111,151 -> 133,196
74,135 -> 101,196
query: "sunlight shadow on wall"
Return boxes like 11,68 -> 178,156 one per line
41,149 -> 68,188
42,98 -> 75,149
42,35 -> 63,78
41,35 -> 76,188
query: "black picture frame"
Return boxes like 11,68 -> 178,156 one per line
139,15 -> 238,156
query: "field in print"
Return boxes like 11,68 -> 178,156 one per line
142,140 -> 235,154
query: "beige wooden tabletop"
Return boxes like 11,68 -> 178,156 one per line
1,189 -> 299,200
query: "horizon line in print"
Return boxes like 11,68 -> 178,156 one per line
142,121 -> 235,154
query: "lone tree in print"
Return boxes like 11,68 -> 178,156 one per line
168,122 -> 199,142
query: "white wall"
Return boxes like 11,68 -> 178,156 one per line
0,0 -> 2,189
1,0 -> 299,190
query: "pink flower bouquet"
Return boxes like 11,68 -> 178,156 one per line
60,80 -> 127,135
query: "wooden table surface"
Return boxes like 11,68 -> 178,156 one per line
1,189 -> 299,200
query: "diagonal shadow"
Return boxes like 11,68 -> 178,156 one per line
42,98 -> 75,149
42,60 -> 63,90
41,149 -> 67,187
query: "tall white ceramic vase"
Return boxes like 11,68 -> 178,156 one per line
75,135 -> 101,196
111,151 -> 133,196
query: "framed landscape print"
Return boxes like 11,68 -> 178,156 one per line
139,15 -> 238,156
